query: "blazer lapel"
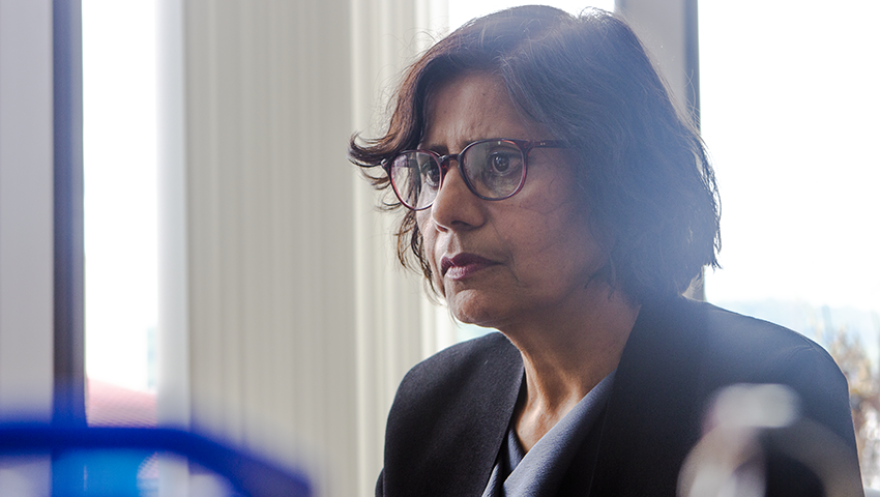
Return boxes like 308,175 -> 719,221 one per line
445,337 -> 524,496
383,333 -> 524,497
588,296 -> 709,496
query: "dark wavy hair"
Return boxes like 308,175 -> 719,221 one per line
349,5 -> 720,301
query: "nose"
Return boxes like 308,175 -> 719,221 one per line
429,159 -> 486,232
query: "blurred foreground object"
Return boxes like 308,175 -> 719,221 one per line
678,384 -> 862,497
0,424 -> 310,496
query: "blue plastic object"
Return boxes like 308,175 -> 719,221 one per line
0,424 -> 311,497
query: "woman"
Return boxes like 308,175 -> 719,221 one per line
349,6 -> 860,497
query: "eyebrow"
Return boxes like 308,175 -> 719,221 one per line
418,142 -> 449,155
417,137 -> 499,155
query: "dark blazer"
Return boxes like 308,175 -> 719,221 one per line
378,296 -> 861,496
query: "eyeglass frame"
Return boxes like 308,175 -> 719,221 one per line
382,138 -> 568,211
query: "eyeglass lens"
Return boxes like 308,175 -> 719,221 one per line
389,140 -> 526,210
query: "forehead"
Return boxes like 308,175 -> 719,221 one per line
422,71 -> 542,149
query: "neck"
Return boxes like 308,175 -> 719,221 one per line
503,281 -> 640,451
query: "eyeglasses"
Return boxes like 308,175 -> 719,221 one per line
383,138 -> 566,211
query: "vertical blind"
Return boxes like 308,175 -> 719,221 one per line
158,1 -> 443,495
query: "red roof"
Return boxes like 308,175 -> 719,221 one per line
86,378 -> 157,427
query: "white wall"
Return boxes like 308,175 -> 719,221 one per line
0,0 -> 54,422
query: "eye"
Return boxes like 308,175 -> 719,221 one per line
461,141 -> 525,198
490,153 -> 511,174
485,150 -> 521,177
420,158 -> 441,187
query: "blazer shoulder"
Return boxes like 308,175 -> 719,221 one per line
394,332 -> 519,404
633,296 -> 842,384
687,299 -> 855,448
698,299 -> 842,376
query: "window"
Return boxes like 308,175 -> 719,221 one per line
700,0 -> 880,485
82,0 -> 159,426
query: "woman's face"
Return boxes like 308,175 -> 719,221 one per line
417,71 -> 611,331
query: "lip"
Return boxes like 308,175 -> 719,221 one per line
440,253 -> 498,280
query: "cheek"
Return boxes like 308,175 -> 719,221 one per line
502,201 -> 606,278
511,162 -> 580,215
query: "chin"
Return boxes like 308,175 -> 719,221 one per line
447,295 -> 505,329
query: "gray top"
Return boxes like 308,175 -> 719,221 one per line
480,372 -> 616,497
